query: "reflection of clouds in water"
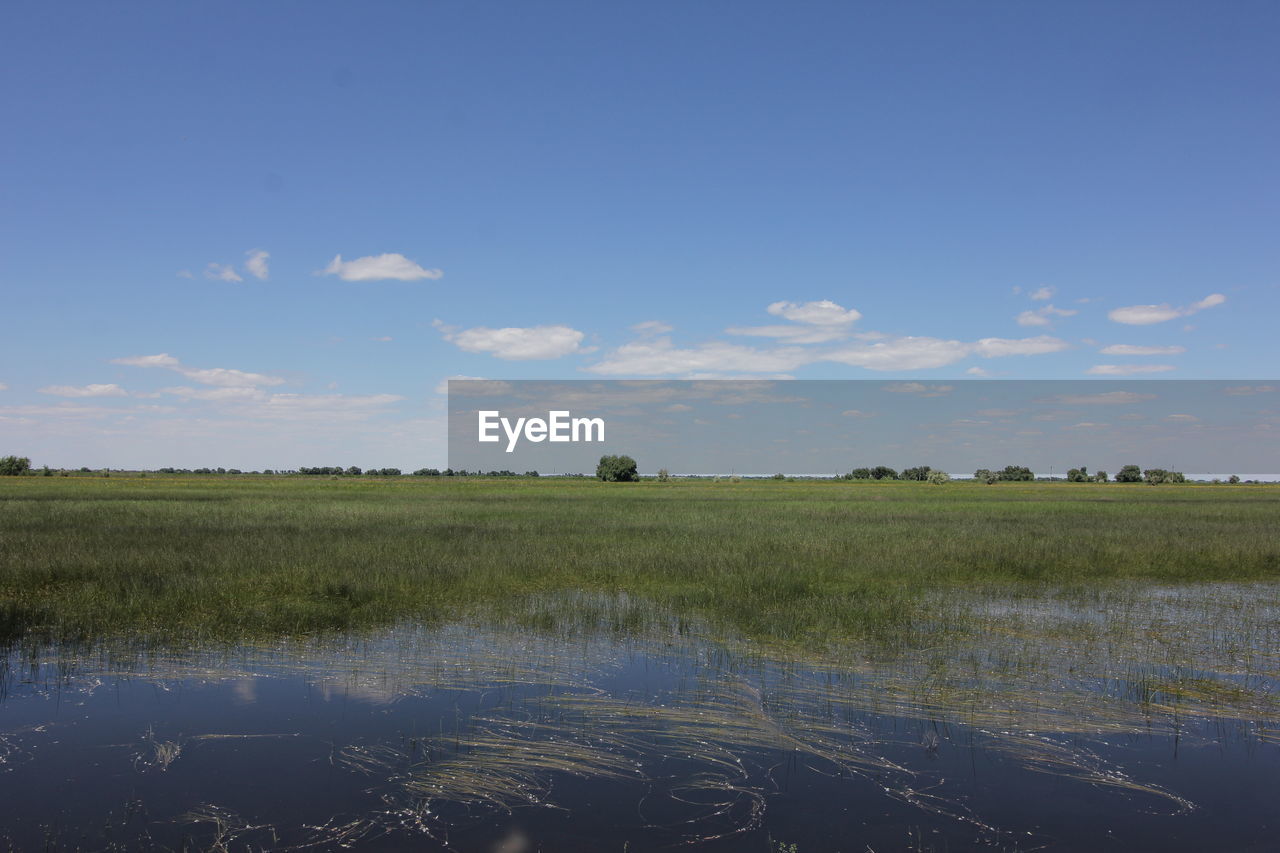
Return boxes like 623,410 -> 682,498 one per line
312,676 -> 402,706
232,677 -> 256,705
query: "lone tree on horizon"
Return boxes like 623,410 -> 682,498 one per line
0,455 -> 31,476
597,454 -> 639,482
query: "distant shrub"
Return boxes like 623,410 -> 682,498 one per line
901,466 -> 932,481
998,465 -> 1034,482
730,474 -> 742,483
0,455 -> 32,476
772,472 -> 785,480
596,455 -> 639,482
1094,470 -> 1109,483
973,469 -> 998,485
657,468 -> 671,482
926,470 -> 951,485
1228,474 -> 1241,484
1115,464 -> 1143,483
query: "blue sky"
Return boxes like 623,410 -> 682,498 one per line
2,1 -> 1277,469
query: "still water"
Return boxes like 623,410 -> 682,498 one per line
2,588 -> 1278,851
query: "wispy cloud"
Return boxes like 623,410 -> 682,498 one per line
1098,344 -> 1186,355
204,263 -> 243,283
631,320 -> 673,336
725,324 -> 850,344
1108,293 -> 1225,325
435,321 -> 585,360
1085,364 -> 1176,375
1029,286 -> 1055,301
1016,304 -> 1077,326
111,353 -> 285,387
245,249 -> 270,280
37,383 -> 128,398
321,253 -> 442,282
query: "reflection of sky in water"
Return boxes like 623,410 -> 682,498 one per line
2,586 -> 1279,851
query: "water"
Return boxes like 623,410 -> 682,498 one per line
2,589 -> 1279,851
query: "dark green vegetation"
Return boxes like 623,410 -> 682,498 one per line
595,454 -> 639,482
1,477 -> 1278,647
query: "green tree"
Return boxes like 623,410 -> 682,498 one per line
926,469 -> 951,485
869,465 -> 899,480
998,465 -> 1034,482
596,454 -> 639,482
973,468 -> 998,484
0,455 -> 31,476
1228,474 -> 1241,484
1094,470 -> 1109,483
1067,466 -> 1089,482
1115,464 -> 1143,483
848,467 -> 872,480
901,465 -> 932,481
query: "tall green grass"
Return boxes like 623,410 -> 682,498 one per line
1,476 -> 1277,645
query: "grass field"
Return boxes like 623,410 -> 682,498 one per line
2,476 -> 1278,647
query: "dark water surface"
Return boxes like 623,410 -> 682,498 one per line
2,589 -> 1279,851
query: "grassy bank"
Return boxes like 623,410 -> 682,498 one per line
1,476 -> 1278,646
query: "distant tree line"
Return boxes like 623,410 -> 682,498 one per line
411,468 -> 540,477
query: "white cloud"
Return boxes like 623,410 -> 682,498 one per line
322,253 -> 442,282
766,300 -> 862,325
112,353 -> 181,368
631,320 -> 673,336
245,249 -> 270,280
38,383 -> 129,398
177,367 -> 285,387
204,263 -> 243,283
112,353 -> 284,387
176,270 -> 194,279
725,324 -> 850,344
1085,364 -> 1176,375
841,409 -> 873,418
1016,304 -> 1077,326
1166,413 -> 1198,422
1108,293 -> 1226,325
0,382 -> 6,391
438,322 -> 585,360
161,385 -> 266,402
255,393 -> 402,413
825,337 -> 971,370
1030,286 -> 1055,301
972,335 -> 1070,357
1098,344 -> 1186,356
965,366 -> 991,377
586,337 -> 808,376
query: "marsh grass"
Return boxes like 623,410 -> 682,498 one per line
2,476 -> 1277,648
